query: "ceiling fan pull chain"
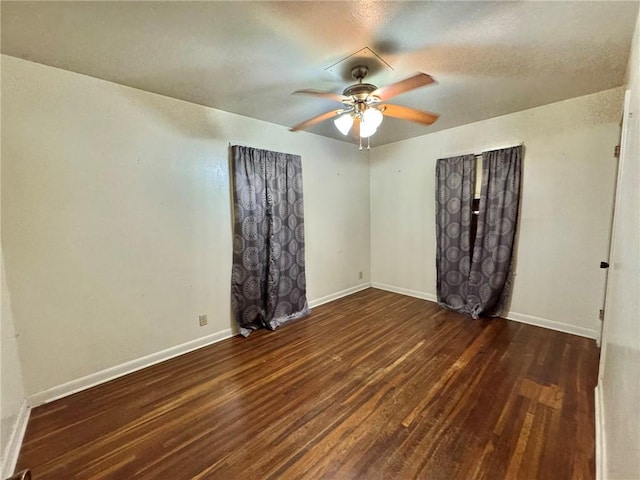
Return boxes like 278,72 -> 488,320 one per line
367,136 -> 371,150
359,135 -> 363,151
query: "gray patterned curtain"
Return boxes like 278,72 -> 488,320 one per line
466,145 -> 522,318
435,145 -> 522,319
231,145 -> 309,336
435,154 -> 476,311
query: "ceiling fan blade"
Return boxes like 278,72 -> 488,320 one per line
381,104 -> 440,125
370,73 -> 435,102
289,109 -> 344,132
292,89 -> 349,104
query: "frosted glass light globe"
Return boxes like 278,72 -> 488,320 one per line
362,108 -> 383,128
359,120 -> 377,138
334,114 -> 354,135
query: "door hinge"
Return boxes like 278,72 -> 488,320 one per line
599,309 -> 605,321
614,145 -> 620,158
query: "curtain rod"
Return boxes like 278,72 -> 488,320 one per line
471,142 -> 524,158
228,143 -> 302,158
476,142 -> 524,157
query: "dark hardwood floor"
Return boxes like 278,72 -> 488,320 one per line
17,289 -> 599,479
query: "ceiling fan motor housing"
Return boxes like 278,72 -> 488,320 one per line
342,83 -> 377,98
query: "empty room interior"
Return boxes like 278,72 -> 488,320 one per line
1,2 -> 639,479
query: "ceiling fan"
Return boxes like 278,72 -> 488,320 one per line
289,65 -> 439,147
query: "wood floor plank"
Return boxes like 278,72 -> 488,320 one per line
16,288 -> 599,479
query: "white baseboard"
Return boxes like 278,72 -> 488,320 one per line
504,311 -> 599,340
309,283 -> 371,308
27,285 -> 372,407
1,401 -> 30,479
595,384 -> 605,480
370,282 -> 438,303
371,282 -> 598,339
28,329 -> 235,407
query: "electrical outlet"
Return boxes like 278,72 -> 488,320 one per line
359,271 -> 363,280
199,314 -> 208,326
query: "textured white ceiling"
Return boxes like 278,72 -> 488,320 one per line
1,1 -> 638,146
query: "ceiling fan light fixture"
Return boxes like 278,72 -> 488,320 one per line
334,113 -> 354,135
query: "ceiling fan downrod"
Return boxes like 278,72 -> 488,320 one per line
351,65 -> 369,83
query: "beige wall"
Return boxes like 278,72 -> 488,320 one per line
1,55 -> 370,397
598,8 -> 640,479
370,88 -> 623,338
